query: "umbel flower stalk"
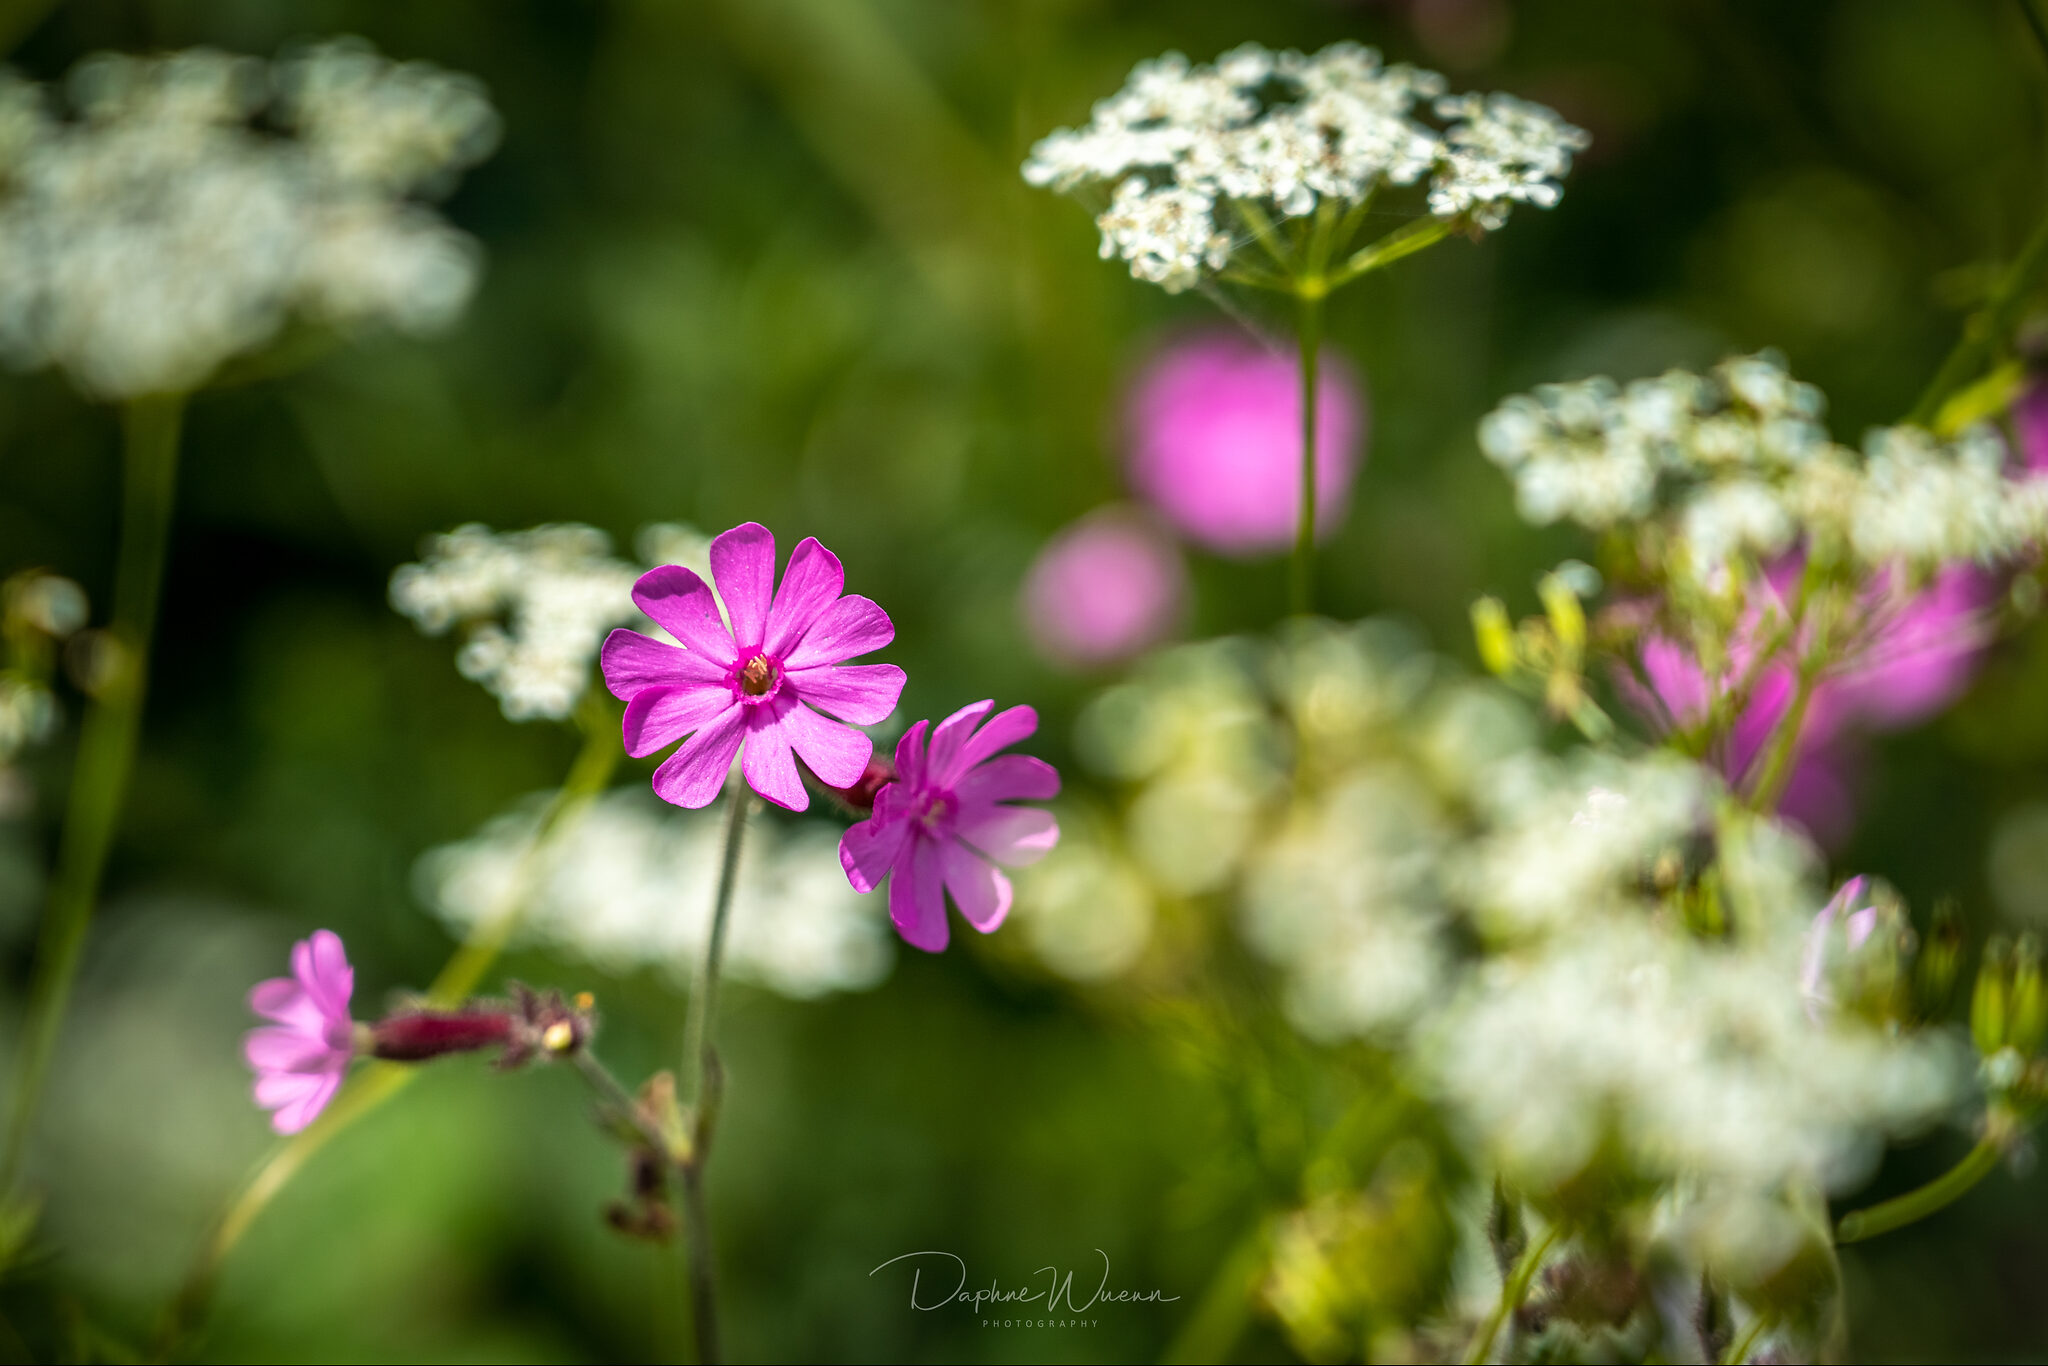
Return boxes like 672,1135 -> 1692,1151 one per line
1,392 -> 183,1202
1023,43 -> 1590,613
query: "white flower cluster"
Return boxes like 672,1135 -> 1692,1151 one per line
417,788 -> 893,999
0,40 -> 497,399
1022,43 -> 1588,291
1479,352 -> 2048,574
1047,618 -> 1969,1280
1428,916 -> 1961,1200
390,523 -> 641,722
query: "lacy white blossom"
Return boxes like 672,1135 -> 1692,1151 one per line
0,40 -> 497,399
418,789 -> 893,998
1479,352 -> 2048,575
1426,916 -> 1961,1202
390,523 -> 640,722
1023,42 -> 1587,292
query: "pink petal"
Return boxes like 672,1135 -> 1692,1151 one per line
249,977 -> 316,1028
954,754 -> 1060,806
941,842 -> 1012,933
788,663 -> 905,726
840,812 -> 911,894
925,700 -> 996,786
632,566 -> 735,663
742,709 -> 809,812
245,1026 -> 331,1073
602,628 -> 725,699
271,1073 -> 343,1134
889,837 -> 949,952
941,704 -> 1038,788
254,1070 -> 325,1109
893,719 -> 932,789
710,522 -> 776,651
623,683 -> 735,758
783,594 -> 895,670
764,538 -> 845,658
957,806 -> 1059,867
302,930 -> 353,1018
651,704 -> 748,809
779,701 -> 872,789
1638,636 -> 1711,730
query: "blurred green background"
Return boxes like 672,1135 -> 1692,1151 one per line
4,0 -> 2048,1360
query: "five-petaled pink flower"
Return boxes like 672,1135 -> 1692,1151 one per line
601,523 -> 905,811
839,700 -> 1061,952
244,929 -> 357,1135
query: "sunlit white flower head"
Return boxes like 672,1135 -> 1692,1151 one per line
1479,352 -> 2048,577
1426,915 -> 1962,1206
1023,42 -> 1587,292
391,523 -> 641,722
418,788 -> 893,998
0,39 -> 497,399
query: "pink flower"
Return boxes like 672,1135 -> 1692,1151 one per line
244,929 -> 356,1135
1801,876 -> 1880,1018
1622,560 -> 1993,844
601,522 -> 905,812
2014,381 -> 2048,473
1020,508 -> 1186,670
839,700 -> 1061,952
1126,330 -> 1365,556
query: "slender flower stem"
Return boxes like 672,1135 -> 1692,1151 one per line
1721,1312 -> 1772,1366
1834,1133 -> 2005,1244
676,786 -> 752,1366
154,705 -> 619,1357
1464,1221 -> 1560,1365
2,393 -> 186,1203
1908,209 -> 2048,429
1744,657 -> 1819,815
1290,284 -> 1325,617
1325,216 -> 1455,291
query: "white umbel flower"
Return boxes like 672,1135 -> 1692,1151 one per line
1023,42 -> 1587,292
0,40 -> 497,400
1479,352 -> 2048,576
390,523 -> 640,722
418,788 -> 893,998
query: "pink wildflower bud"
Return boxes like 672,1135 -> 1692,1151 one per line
369,1008 -> 518,1061
820,753 -> 896,817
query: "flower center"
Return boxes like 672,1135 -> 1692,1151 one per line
917,791 -> 953,831
739,653 -> 777,696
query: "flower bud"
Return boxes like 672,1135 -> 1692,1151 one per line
1916,899 -> 1964,1020
819,754 -> 896,817
369,1007 -> 515,1061
1471,597 -> 1516,677
2011,936 -> 2046,1057
1973,937 -> 2012,1057
1537,570 -> 1587,656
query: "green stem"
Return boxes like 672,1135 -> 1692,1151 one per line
1721,1312 -> 1771,1365
677,786 -> 751,1366
1464,1222 -> 1560,1365
1908,209 -> 2048,429
1326,216 -> 1456,291
1229,197 -> 1294,275
1744,659 -> 1818,815
1158,1215 -> 1271,1365
153,707 -> 619,1358
1834,1134 -> 2004,1244
2,393 -> 186,1202
1290,286 -> 1325,618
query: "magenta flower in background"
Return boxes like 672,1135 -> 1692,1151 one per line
1020,507 -> 1186,670
839,700 -> 1060,952
2014,381 -> 2048,472
1622,560 -> 1994,846
1126,330 -> 1365,556
601,522 -> 905,812
244,929 -> 356,1135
